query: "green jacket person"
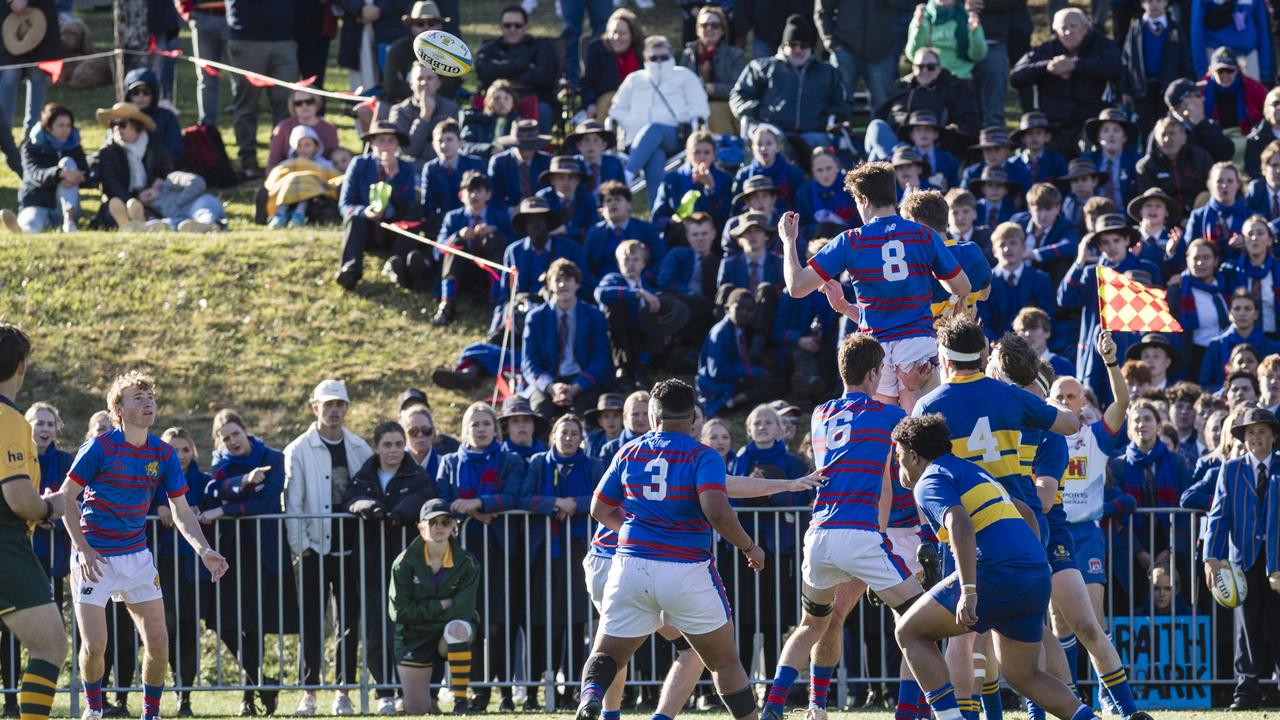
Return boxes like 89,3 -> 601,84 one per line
389,498 -> 480,714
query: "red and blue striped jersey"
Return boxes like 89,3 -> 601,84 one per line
67,428 -> 188,556
594,431 -> 726,563
808,215 -> 962,343
810,392 -> 905,530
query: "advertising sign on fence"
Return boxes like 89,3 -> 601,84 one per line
1112,615 -> 1212,709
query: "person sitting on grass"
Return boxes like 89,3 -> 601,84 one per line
595,239 -> 690,390
265,125 -> 339,229
420,120 -> 486,233
432,171 -> 513,327
584,181 -> 664,280
389,499 -> 479,715
697,288 -> 786,417
134,171 -> 228,233
1,102 -> 89,233
93,102 -> 173,230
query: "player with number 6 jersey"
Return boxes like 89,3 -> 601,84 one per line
779,163 -> 970,409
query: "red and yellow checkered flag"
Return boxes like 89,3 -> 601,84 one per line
1097,265 -> 1182,332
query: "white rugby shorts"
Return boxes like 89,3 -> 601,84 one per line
803,527 -> 914,592
877,336 -> 938,397
598,555 -> 731,637
885,526 -> 924,577
583,553 -> 613,612
71,548 -> 163,607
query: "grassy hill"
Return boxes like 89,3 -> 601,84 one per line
1,231 -> 500,448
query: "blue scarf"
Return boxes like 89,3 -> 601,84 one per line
804,178 -> 857,224
458,441 -> 503,499
28,124 -> 80,153
1122,441 -> 1181,509
501,438 -> 545,461
745,155 -> 795,203
37,442 -> 70,493
1203,197 -> 1250,252
209,436 -> 270,506
1203,75 -> 1257,130
1178,271 -> 1229,331
540,448 -> 594,550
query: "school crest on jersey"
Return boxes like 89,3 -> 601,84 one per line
145,461 -> 159,478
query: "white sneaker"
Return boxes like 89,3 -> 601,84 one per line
0,208 -> 19,233
81,709 -> 103,720
294,694 -> 317,716
804,707 -> 828,720
332,694 -> 355,716
377,697 -> 397,716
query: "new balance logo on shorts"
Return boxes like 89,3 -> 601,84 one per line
81,587 -> 93,596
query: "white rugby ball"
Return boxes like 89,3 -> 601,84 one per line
413,30 -> 473,78
1210,561 -> 1247,609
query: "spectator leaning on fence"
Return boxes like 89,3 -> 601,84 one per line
200,409 -> 287,718
342,420 -> 436,716
283,379 -> 373,717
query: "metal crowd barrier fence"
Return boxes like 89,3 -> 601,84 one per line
0,508 -> 1246,713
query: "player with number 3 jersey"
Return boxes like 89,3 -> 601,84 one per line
779,163 -> 970,408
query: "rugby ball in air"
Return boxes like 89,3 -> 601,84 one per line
414,30 -> 473,77
1210,561 -> 1247,609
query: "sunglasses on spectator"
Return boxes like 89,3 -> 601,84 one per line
502,21 -> 525,29
698,20 -> 722,28
914,61 -> 940,71
128,87 -> 152,96
646,54 -> 671,62
428,516 -> 456,527
407,426 -> 435,438
293,97 -> 317,107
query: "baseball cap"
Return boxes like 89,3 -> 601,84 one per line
398,387 -> 429,411
311,379 -> 350,403
419,498 -> 452,523
1209,46 -> 1239,70
1164,78 -> 1202,109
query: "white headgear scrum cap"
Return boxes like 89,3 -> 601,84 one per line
312,379 -> 350,403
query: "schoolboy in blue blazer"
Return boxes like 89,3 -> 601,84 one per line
521,258 -> 613,417
487,119 -> 553,210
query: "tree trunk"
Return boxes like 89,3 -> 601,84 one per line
113,0 -> 149,99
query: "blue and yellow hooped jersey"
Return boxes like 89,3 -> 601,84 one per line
913,453 -> 1047,568
915,373 -> 1059,511
930,239 -> 991,318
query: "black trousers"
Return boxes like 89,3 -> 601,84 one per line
1233,556 -> 1280,702
471,532 -> 526,703
339,215 -> 423,281
442,233 -> 506,298
528,377 -> 603,420
601,302 -> 664,372
298,552 -> 362,687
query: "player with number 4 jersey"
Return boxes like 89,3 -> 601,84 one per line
780,163 -> 970,408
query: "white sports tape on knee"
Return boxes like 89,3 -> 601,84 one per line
443,620 -> 471,645
972,652 -> 986,679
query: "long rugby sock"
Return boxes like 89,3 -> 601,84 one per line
143,684 -> 162,720
1023,697 -> 1045,720
959,696 -> 981,720
764,665 -> 799,715
895,679 -> 922,720
1099,667 -> 1136,717
447,642 -> 471,704
442,278 -> 457,302
18,659 -> 59,720
1070,705 -> 1100,720
980,680 -> 1003,720
1058,634 -> 1079,686
924,683 -> 962,720
808,665 -> 835,709
84,678 -> 104,714
602,712 -> 621,720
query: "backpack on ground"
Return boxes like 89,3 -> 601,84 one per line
180,124 -> 238,188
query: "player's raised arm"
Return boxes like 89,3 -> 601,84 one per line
1095,329 -> 1127,431
726,470 -> 823,498
779,211 -> 823,297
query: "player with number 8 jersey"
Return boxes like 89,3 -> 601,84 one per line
779,163 -> 970,409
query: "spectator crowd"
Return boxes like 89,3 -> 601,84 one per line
4,0 -> 1280,713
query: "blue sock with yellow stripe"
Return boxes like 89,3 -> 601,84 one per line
924,683 -> 962,720
1023,697 -> 1045,720
1099,667 -> 1136,716
979,680 -> 1002,720
959,696 -> 981,720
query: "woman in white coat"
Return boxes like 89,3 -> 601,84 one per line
608,35 -> 709,209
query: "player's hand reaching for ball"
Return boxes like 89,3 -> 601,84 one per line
777,211 -> 800,247
77,546 -> 106,583
201,547 -> 229,582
